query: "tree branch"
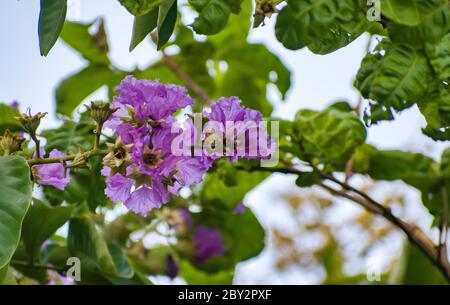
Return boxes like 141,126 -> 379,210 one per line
161,51 -> 211,105
238,164 -> 450,282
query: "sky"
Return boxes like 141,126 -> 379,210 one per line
0,0 -> 447,284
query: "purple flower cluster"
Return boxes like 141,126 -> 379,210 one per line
34,76 -> 273,217
101,76 -> 273,216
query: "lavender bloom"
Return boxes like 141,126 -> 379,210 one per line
165,254 -> 179,279
204,97 -> 274,161
104,173 -> 134,203
233,201 -> 246,214
35,149 -> 70,190
179,208 -> 193,229
124,178 -> 168,216
194,226 -> 225,263
10,101 -> 19,109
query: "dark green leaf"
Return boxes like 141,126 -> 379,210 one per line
119,0 -> 162,16
0,156 -> 32,269
129,8 -> 159,51
21,199 -> 73,261
191,0 -> 231,35
157,0 -> 177,49
38,0 -> 67,56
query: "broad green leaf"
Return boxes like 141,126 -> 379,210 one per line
180,260 -> 233,284
426,32 -> 450,81
107,243 -> 134,278
190,0 -> 231,35
418,83 -> 450,140
0,104 -> 22,134
38,0 -> 67,56
401,243 -> 448,284
292,107 -> 366,169
355,40 -> 433,124
275,0 -> 357,50
68,217 -> 117,276
55,65 -> 122,116
225,43 -> 291,99
200,167 -> 269,209
60,21 -> 110,64
381,0 -> 420,26
21,199 -> 73,261
129,8 -> 159,51
0,156 -> 32,269
157,0 -> 177,49
388,0 -> 450,47
119,0 -> 162,16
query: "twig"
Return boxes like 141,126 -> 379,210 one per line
161,51 -> 211,105
10,260 -> 67,273
237,164 -> 450,282
27,149 -> 108,166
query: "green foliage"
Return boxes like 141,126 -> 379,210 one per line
0,104 -> 23,134
401,244 -> 448,284
21,199 -> 73,262
129,9 -> 159,51
0,157 -> 32,269
157,0 -> 177,49
60,21 -> 110,64
291,106 -> 367,169
356,40 -> 433,123
119,0 -> 163,16
38,0 -> 67,56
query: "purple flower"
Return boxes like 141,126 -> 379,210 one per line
165,254 -> 179,279
124,178 -> 168,216
35,149 -> 70,190
10,101 -> 19,109
104,173 -> 134,203
204,97 -> 274,160
194,226 -> 225,263
110,75 -> 193,122
233,201 -> 246,214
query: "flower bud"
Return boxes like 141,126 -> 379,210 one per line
15,110 -> 46,137
0,129 -> 25,155
86,101 -> 118,126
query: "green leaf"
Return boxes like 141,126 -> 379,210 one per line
191,0 -> 231,35
401,243 -> 448,284
292,107 -> 366,169
0,265 -> 16,284
0,104 -> 22,134
119,0 -> 162,16
274,0 -> 356,50
68,217 -> 117,277
60,21 -> 110,64
388,0 -> 450,47
426,32 -> 450,81
180,260 -> 233,284
55,65 -> 122,116
200,167 -> 269,210
129,8 -> 159,51
38,0 -> 67,56
157,0 -> 177,49
381,0 -> 421,26
107,243 -> 134,278
0,156 -> 32,269
355,40 -> 434,124
21,199 -> 73,261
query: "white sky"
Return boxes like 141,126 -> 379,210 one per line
1,0 -> 447,284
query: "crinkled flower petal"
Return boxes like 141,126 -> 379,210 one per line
36,149 -> 70,190
105,173 -> 134,203
194,225 -> 225,263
